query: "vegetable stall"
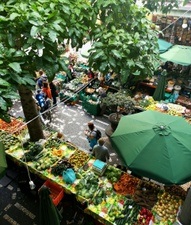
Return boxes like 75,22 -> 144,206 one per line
0,117 -> 188,225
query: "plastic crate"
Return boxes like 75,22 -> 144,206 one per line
43,180 -> 64,206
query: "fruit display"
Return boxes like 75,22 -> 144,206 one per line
59,142 -> 76,158
136,207 -> 153,225
113,173 -> 140,196
133,180 -> 161,209
113,198 -> 140,225
141,100 -> 185,117
75,171 -> 99,199
152,192 -> 183,223
88,190 -> 139,224
68,149 -> 89,169
20,143 -> 43,162
44,138 -> 76,158
51,159 -> 73,176
167,103 -> 186,114
44,137 -> 65,149
92,189 -> 107,206
0,130 -> 20,151
104,165 -> 122,183
52,148 -> 63,157
33,149 -> 60,171
0,117 -> 26,135
91,185 -> 112,206
164,185 -> 186,201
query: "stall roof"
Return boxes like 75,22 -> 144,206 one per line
158,38 -> 173,53
160,44 -> 191,66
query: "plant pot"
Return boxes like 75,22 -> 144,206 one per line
108,113 -> 123,131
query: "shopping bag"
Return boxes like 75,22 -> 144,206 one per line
62,168 -> 76,184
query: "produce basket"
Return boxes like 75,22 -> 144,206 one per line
69,149 -> 90,170
42,179 -> 64,206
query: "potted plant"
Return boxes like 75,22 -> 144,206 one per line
101,90 -> 136,132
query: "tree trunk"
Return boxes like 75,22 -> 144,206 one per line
18,85 -> 44,142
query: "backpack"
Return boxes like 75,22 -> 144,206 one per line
96,129 -> 102,140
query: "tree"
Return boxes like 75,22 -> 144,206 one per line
88,0 -> 159,87
0,0 -> 95,141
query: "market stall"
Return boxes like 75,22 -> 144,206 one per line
0,117 -> 188,225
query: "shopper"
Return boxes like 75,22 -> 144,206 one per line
42,82 -> 52,99
35,90 -> 46,112
68,63 -> 74,80
87,68 -> 94,79
36,70 -> 48,89
84,121 -> 97,151
92,138 -> 110,163
42,95 -> 53,122
49,81 -> 58,106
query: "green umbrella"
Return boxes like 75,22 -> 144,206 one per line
0,142 -> 7,179
160,45 -> 191,66
111,110 -> 191,185
39,185 -> 62,225
153,70 -> 167,101
158,39 -> 173,53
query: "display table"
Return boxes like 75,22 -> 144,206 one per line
82,100 -> 101,116
4,139 -> 184,225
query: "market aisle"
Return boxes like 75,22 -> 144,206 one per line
9,99 -> 123,166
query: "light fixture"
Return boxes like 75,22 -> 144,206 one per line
182,19 -> 188,29
29,180 -> 36,190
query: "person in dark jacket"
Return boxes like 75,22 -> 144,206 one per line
92,138 -> 110,162
49,81 -> 58,105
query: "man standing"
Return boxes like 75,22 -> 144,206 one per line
92,138 -> 110,163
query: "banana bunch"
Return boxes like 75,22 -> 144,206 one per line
167,109 -> 181,116
145,104 -> 157,111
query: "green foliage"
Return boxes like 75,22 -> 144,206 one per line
88,0 -> 160,84
101,90 -> 136,114
0,75 -> 19,121
0,0 -> 94,120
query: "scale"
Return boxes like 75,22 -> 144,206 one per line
92,159 -> 107,176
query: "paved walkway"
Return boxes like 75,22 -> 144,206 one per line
9,99 -> 123,166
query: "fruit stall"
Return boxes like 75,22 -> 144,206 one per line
136,96 -> 191,123
0,117 -> 188,225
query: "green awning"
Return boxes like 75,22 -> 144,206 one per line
158,38 -> 173,53
111,110 -> 191,185
160,45 -> 191,66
